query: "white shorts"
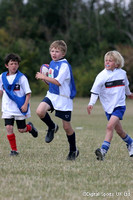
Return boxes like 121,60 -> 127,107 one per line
2,113 -> 31,120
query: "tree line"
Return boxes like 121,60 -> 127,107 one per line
0,0 -> 133,96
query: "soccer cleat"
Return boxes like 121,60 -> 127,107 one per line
127,142 -> 133,157
28,122 -> 38,138
45,124 -> 59,143
95,148 -> 105,161
10,150 -> 19,156
67,149 -> 79,161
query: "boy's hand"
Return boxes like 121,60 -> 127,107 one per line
35,72 -> 46,80
127,93 -> 133,99
21,104 -> 28,113
87,105 -> 93,115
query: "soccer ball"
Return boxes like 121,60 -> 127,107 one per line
40,64 -> 49,85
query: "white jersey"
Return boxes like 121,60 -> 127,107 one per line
90,68 -> 130,113
0,73 -> 31,117
46,59 -> 73,111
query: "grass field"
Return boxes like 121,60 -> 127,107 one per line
0,97 -> 133,200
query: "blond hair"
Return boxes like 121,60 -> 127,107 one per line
104,50 -> 124,68
49,40 -> 67,55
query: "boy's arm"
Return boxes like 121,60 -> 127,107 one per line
35,72 -> 61,86
87,93 -> 98,114
125,85 -> 133,99
21,93 -> 31,112
127,93 -> 133,99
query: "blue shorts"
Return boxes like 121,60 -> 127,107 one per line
105,106 -> 126,121
42,97 -> 71,122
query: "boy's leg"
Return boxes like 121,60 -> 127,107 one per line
115,121 -> 133,157
26,122 -> 38,137
43,115 -> 58,143
41,112 -> 56,130
5,119 -> 19,156
95,115 -> 119,160
17,119 -> 38,138
36,101 -> 58,143
62,120 -> 79,160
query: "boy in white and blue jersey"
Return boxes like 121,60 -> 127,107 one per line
87,50 -> 133,161
36,40 -> 79,160
0,53 -> 38,156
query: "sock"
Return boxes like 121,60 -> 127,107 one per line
26,124 -> 32,132
101,141 -> 110,153
67,132 -> 76,152
41,112 -> 55,130
122,134 -> 132,145
7,133 -> 17,151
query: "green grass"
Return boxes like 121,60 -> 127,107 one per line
0,97 -> 133,200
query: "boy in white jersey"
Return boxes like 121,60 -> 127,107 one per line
35,40 -> 79,160
0,53 -> 38,156
87,50 -> 133,161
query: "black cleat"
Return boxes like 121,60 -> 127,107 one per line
10,150 -> 19,156
67,149 -> 79,161
45,124 -> 59,143
28,122 -> 38,138
95,148 -> 105,161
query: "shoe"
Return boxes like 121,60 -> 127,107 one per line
10,150 -> 19,156
45,124 -> 59,143
95,148 -> 105,161
127,142 -> 133,157
67,149 -> 79,160
28,122 -> 38,138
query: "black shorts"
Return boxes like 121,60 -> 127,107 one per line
42,97 -> 71,122
5,118 -> 26,129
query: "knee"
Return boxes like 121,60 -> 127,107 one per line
106,123 -> 113,132
63,124 -> 73,134
36,108 -> 44,118
63,125 -> 69,133
6,125 -> 13,133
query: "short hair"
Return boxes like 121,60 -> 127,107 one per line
49,40 -> 67,55
104,50 -> 124,68
4,53 -> 21,65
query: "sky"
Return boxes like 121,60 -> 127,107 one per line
108,0 -> 130,5
23,0 -> 28,4
23,0 -> 130,6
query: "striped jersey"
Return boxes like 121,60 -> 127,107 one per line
90,68 -> 129,113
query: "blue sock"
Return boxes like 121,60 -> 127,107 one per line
101,141 -> 110,153
122,134 -> 132,145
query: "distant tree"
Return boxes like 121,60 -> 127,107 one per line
0,0 -> 133,95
